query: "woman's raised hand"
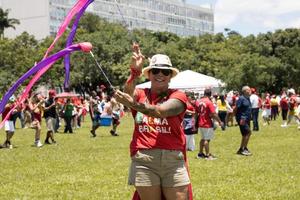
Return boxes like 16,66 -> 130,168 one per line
131,42 -> 145,72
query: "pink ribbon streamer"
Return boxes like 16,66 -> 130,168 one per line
0,43 -> 92,128
1,0 -> 91,126
44,0 -> 89,58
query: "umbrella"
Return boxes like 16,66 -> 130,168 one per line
55,92 -> 79,98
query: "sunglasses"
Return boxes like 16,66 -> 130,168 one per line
150,68 -> 172,76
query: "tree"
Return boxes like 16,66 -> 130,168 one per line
0,8 -> 20,39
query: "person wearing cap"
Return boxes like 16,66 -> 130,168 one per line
0,96 -> 17,149
43,90 -> 57,144
115,43 -> 192,200
234,86 -> 252,156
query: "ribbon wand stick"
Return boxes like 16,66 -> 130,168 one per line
89,51 -> 114,89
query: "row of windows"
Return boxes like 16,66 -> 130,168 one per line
49,0 -> 214,37
93,5 -> 213,31
94,3 -> 212,25
95,10 -> 213,36
96,0 -> 213,20
49,0 -> 70,6
50,6 -> 68,18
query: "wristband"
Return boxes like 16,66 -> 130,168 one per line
126,66 -> 142,84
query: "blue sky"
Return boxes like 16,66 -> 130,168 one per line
186,0 -> 300,36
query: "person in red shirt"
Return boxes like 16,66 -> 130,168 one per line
183,94 -> 196,151
115,43 -> 192,200
0,96 -> 17,149
284,88 -> 300,127
262,94 -> 271,125
195,89 -> 222,160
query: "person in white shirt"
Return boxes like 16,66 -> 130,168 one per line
250,88 -> 260,131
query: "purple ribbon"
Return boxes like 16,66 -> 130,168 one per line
0,44 -> 84,114
64,0 -> 94,89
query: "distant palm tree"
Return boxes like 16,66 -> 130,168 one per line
0,8 -> 20,39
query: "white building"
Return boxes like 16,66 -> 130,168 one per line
1,0 -> 214,40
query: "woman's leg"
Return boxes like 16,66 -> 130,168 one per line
136,186 -> 162,200
163,185 -> 189,200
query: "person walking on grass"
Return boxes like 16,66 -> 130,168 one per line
29,93 -> 44,147
195,88 -> 223,160
282,88 -> 300,128
280,92 -> 289,127
250,88 -> 260,131
110,96 -> 123,136
89,91 -> 102,137
43,90 -> 57,144
235,86 -> 252,156
216,94 -> 231,131
183,97 -> 196,151
23,99 -> 32,129
115,43 -> 192,200
270,95 -> 279,121
262,94 -> 271,126
63,98 -> 74,133
0,96 -> 17,149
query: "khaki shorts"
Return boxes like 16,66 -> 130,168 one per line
199,128 -> 214,140
128,149 -> 190,187
46,117 -> 55,132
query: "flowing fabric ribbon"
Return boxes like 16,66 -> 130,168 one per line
64,0 -> 94,89
44,0 -> 90,58
0,43 -> 92,128
0,0 -> 93,126
20,0 -> 92,104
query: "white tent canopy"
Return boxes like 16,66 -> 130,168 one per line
136,70 -> 224,92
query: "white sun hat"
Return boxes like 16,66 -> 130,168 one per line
142,54 -> 179,79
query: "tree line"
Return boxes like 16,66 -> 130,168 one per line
1,12 -> 300,96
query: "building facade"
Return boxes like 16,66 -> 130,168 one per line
1,0 -> 214,39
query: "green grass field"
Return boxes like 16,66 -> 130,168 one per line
0,115 -> 299,200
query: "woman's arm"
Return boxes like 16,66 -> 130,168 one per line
114,90 -> 185,118
124,43 -> 145,97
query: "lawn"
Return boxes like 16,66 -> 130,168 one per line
0,115 -> 299,200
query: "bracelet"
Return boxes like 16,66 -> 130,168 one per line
126,66 -> 142,84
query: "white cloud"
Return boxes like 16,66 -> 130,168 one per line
214,0 -> 300,35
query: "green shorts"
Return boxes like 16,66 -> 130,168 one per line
128,149 -> 190,187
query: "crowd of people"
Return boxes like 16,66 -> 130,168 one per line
0,87 -> 124,149
183,86 -> 300,158
2,42 -> 300,200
